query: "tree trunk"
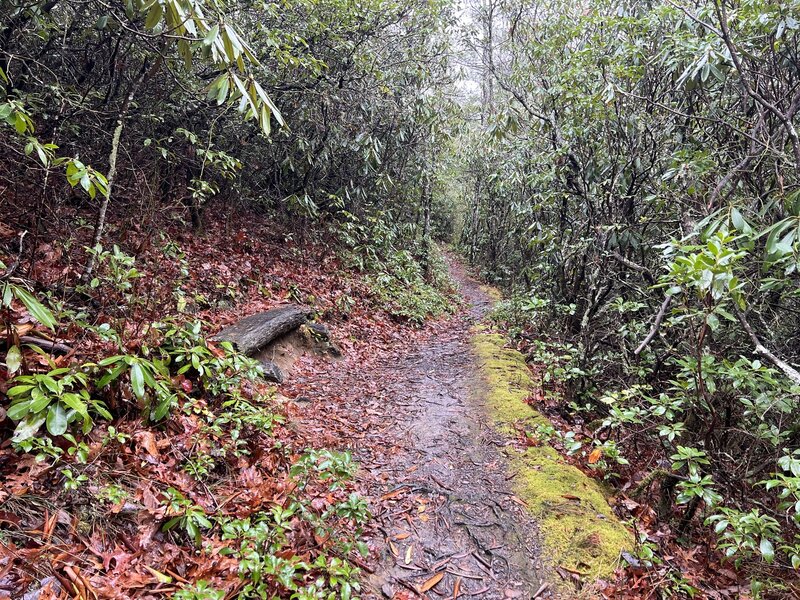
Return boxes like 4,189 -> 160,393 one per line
83,55 -> 162,279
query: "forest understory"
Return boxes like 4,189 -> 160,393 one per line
0,206 -> 788,599
3,0 -> 800,597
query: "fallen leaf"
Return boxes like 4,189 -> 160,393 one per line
419,571 -> 444,593
588,448 -> 602,464
134,431 -> 159,458
144,565 -> 172,583
381,487 -> 407,501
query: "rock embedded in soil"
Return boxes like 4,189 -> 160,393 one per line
260,360 -> 285,383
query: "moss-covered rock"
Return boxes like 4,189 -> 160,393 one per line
472,330 -> 633,581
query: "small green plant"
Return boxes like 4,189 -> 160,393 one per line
96,353 -> 176,421
290,450 -> 358,492
102,426 -> 130,446
162,488 -> 213,547
97,484 -> 128,505
173,580 -> 225,600
157,320 -> 264,397
587,440 -> 629,471
82,244 -> 141,294
631,532 -> 662,568
61,467 -> 88,491
335,293 -> 356,316
707,507 -> 782,566
183,451 -> 217,481
174,581 -> 225,600
7,367 -> 111,442
65,158 -> 109,199
13,436 -> 65,463
670,446 -> 710,477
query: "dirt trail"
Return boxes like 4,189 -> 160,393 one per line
291,259 -> 546,599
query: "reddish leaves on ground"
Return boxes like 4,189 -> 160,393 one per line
0,209 -> 426,598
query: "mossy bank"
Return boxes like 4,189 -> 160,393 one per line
471,329 -> 633,582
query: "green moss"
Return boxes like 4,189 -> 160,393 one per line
472,331 -> 633,581
472,332 -> 548,431
479,284 -> 503,303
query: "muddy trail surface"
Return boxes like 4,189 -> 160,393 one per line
287,260 -> 546,600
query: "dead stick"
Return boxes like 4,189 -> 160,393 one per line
20,335 -> 73,354
735,306 -> 800,387
634,295 -> 672,356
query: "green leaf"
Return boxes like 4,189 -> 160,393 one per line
152,395 -> 172,421
40,375 -> 60,394
29,387 -> 51,413
2,282 -> 12,307
13,286 -> 57,330
145,2 -> 163,30
36,144 -> 48,166
6,345 -> 22,374
130,362 -> 145,399
97,363 -> 128,388
203,23 -> 219,46
730,207 -> 750,234
61,392 -> 89,418
7,384 -> 34,397
12,413 -> 46,442
759,538 -> 774,563
194,514 -> 212,528
216,75 -> 230,105
98,355 -> 126,367
7,399 -> 33,421
765,219 -> 793,255
46,403 -> 69,436
91,400 -> 112,421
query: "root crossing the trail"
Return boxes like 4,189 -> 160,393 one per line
289,259 -> 546,599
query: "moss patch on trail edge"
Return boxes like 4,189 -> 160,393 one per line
472,330 -> 633,582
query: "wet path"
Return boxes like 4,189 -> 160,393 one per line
290,259 -> 546,599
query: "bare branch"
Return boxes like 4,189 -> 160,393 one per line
634,295 -> 672,357
735,306 -> 800,387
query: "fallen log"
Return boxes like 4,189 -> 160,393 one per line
1,335 -> 73,355
211,304 -> 311,356
20,336 -> 73,355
